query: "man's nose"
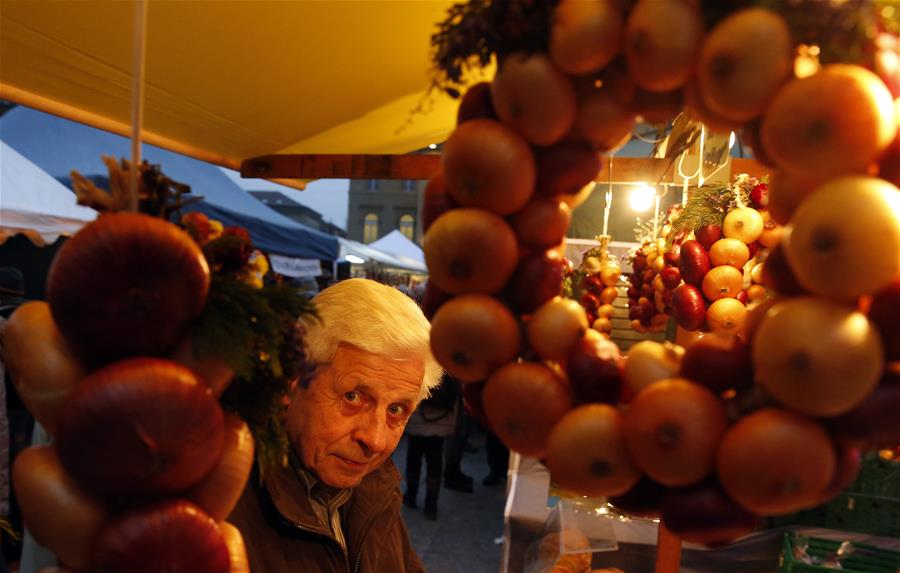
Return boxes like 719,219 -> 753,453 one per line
353,409 -> 388,456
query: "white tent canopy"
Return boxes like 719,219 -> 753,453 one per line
368,229 -> 424,264
0,140 -> 97,244
338,238 -> 426,273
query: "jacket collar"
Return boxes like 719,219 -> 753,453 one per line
262,453 -> 402,537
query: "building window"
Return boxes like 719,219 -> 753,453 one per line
398,214 -> 415,240
403,180 -> 415,192
363,212 -> 379,243
367,179 -> 379,192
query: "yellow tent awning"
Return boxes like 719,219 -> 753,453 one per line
0,0 -> 490,171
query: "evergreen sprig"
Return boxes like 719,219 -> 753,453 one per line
192,277 -> 319,474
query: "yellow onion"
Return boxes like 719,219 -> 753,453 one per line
13,446 -> 108,571
187,414 -> 255,521
784,176 -> 900,300
1,301 -> 86,434
623,341 -> 684,395
752,297 -> 884,416
709,238 -> 750,269
722,207 -> 764,244
707,298 -> 747,335
702,265 -> 744,301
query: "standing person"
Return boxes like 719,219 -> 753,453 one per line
230,278 -> 443,573
403,373 -> 458,520
443,395 -> 476,493
0,268 -> 30,573
483,430 -> 510,486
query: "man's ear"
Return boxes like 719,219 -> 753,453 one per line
282,376 -> 301,407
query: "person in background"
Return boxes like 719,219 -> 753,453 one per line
403,373 -> 458,520
483,429 -> 510,486
0,267 -> 31,573
230,278 -> 443,573
443,398 -> 476,493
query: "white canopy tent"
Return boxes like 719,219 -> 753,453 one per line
338,238 -> 427,273
0,140 -> 97,245
368,229 -> 425,264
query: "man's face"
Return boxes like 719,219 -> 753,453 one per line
286,343 -> 424,489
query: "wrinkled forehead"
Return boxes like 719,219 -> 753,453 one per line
313,342 -> 425,394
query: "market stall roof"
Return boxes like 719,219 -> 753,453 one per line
368,229 -> 425,264
0,140 -> 98,245
0,1 -> 472,172
0,107 -> 339,260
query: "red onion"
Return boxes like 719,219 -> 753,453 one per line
47,212 -> 210,367
56,358 -> 225,499
92,500 -> 230,573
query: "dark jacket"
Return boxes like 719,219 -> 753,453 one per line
229,458 -> 425,573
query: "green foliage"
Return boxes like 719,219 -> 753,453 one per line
192,277 -> 319,475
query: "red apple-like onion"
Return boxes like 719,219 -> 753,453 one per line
47,212 -> 210,367
694,225 -> 723,251
868,279 -> 900,361
749,183 -> 769,208
672,284 -> 707,331
507,250 -> 566,313
535,141 -> 602,198
92,500 -> 230,573
608,475 -> 668,518
680,334 -> 754,393
679,240 -> 712,287
660,267 -> 682,289
661,480 -> 757,546
566,333 -> 623,405
761,242 -> 807,296
457,82 -> 497,124
422,173 -> 458,233
825,376 -> 900,448
55,358 -> 225,499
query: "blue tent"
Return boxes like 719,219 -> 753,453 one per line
0,107 -> 339,260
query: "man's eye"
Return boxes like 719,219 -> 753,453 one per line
344,391 -> 360,403
388,404 -> 406,417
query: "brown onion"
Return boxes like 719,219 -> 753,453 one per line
186,414 -> 255,521
220,522 -> 250,573
13,446 -> 108,571
92,500 -> 230,573
1,301 -> 86,434
47,212 -> 210,367
55,358 -> 225,499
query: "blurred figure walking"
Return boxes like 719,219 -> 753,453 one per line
404,373 -> 458,520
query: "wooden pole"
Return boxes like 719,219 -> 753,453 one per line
654,523 -> 682,573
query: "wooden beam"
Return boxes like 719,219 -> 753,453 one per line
240,153 -> 767,184
241,154 -> 442,180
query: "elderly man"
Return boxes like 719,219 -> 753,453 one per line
230,278 -> 443,573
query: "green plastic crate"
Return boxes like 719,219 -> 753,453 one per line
779,533 -> 900,573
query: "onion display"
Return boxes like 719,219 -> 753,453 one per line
46,212 -> 210,366
92,500 -> 230,573
414,0 -> 900,548
55,358 -> 226,498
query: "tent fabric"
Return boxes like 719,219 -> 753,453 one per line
368,229 -> 425,264
0,1 -> 487,168
0,107 -> 339,260
0,141 -> 97,245
338,238 -> 426,273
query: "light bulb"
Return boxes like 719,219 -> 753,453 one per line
629,184 -> 656,212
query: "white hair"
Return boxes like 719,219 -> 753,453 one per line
301,278 -> 443,401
